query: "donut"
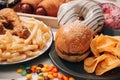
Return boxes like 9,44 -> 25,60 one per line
99,3 -> 120,29
57,0 -> 104,34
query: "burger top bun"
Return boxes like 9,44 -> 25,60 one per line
55,22 -> 94,62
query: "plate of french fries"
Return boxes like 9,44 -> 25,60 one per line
0,16 -> 53,65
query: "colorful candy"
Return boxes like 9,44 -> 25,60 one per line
17,63 -> 75,80
26,74 -> 32,80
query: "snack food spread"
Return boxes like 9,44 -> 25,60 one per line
1,0 -> 120,79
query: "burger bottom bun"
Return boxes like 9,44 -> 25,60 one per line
55,22 -> 94,62
55,46 -> 90,62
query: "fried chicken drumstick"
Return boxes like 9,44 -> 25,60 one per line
0,8 -> 30,39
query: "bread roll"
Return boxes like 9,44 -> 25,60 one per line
55,22 -> 94,62
35,0 -> 70,16
19,0 -> 42,13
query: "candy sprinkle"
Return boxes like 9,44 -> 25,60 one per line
17,63 -> 76,80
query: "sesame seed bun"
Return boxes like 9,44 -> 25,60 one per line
55,22 -> 94,62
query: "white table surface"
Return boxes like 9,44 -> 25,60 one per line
0,0 -> 120,80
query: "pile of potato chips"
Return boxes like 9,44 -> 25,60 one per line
84,34 -> 120,75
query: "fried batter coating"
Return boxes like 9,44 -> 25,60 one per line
0,22 -> 6,34
0,8 -> 30,39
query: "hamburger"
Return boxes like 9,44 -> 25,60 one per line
55,22 -> 94,62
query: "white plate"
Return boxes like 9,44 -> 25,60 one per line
0,16 -> 53,65
17,12 -> 58,28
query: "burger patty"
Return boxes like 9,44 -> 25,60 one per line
58,47 -> 90,56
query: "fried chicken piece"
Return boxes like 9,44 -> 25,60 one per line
0,8 -> 30,39
0,22 -> 6,34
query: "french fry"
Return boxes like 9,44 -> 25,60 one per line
6,43 -> 26,50
0,49 -> 2,57
43,32 -> 51,41
11,52 -> 20,57
21,45 -> 38,51
24,23 -> 38,44
25,50 -> 40,57
2,52 -> 11,58
36,29 -> 42,44
0,17 -> 51,63
7,54 -> 27,63
12,36 -> 24,43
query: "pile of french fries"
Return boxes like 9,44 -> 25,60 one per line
0,17 -> 51,63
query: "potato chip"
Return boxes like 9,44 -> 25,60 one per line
95,53 -> 120,75
97,42 -> 116,53
84,53 -> 109,73
90,35 -> 100,57
90,34 -> 118,57
113,36 -> 120,40
84,57 -> 96,73
113,41 -> 120,58
84,34 -> 120,76
84,57 -> 95,66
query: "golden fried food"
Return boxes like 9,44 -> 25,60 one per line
36,0 -> 71,16
90,34 -> 118,57
0,22 -> 6,34
20,0 -> 42,13
95,53 -> 120,75
18,0 -> 70,16
0,17 -> 51,63
84,34 -> 120,76
84,53 -> 109,73
0,8 -> 30,39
